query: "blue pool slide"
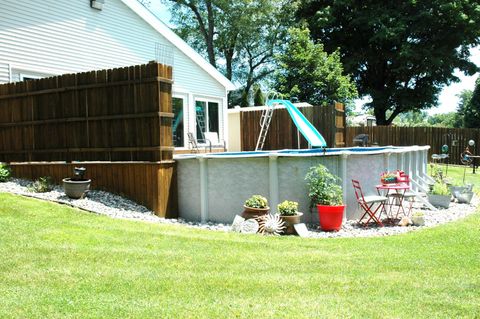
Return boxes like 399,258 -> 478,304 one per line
267,99 -> 327,147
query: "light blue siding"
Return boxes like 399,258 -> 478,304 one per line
0,63 -> 9,83
0,0 -> 225,98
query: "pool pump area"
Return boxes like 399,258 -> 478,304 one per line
175,146 -> 431,224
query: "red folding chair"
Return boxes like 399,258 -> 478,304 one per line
352,180 -> 387,227
389,171 -> 416,217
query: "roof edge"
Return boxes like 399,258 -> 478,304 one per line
120,0 -> 236,91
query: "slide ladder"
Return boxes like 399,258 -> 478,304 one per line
255,99 -> 327,150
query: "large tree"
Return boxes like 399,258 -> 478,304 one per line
464,77 -> 480,128
298,1 -> 480,125
274,27 -> 358,105
163,0 -> 294,96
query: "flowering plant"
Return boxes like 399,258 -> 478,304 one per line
277,200 -> 299,216
244,195 -> 269,208
380,171 -> 397,184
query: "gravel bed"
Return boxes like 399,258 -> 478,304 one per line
0,178 -> 478,238
307,197 -> 479,238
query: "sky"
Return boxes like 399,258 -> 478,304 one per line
149,2 -> 479,115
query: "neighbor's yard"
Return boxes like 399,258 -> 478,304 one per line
0,192 -> 479,318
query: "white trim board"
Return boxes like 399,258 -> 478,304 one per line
121,0 -> 236,91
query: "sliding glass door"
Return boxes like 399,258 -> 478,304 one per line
172,97 -> 184,147
195,99 -> 219,142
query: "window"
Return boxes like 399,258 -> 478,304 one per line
19,73 -> 44,81
195,100 -> 219,142
172,97 -> 184,147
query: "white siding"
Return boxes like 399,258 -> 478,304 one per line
0,63 -> 10,83
0,0 -> 225,98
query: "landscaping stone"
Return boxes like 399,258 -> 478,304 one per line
0,178 -> 478,238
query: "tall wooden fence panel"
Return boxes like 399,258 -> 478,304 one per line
240,103 -> 345,151
346,126 -> 480,165
0,62 -> 173,162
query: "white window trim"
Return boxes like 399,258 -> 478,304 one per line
194,97 -> 222,144
172,94 -> 188,150
19,73 -> 44,81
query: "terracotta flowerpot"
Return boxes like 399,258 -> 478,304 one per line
63,178 -> 91,199
317,204 -> 345,231
242,205 -> 270,219
279,212 -> 303,235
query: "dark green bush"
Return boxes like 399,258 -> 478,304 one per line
0,163 -> 11,182
27,176 -> 54,193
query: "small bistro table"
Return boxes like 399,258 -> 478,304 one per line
375,183 -> 411,219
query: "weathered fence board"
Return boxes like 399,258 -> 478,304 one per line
10,162 -> 177,218
346,126 -> 480,165
240,103 -> 345,151
0,62 -> 173,162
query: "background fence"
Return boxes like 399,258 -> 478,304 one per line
0,61 -> 173,162
240,102 -> 345,151
346,126 -> 480,165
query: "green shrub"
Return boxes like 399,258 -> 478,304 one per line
0,163 -> 11,182
253,85 -> 265,106
244,195 -> 268,208
27,176 -> 54,193
431,181 -> 450,196
430,164 -> 444,182
305,164 -> 343,206
277,200 -> 299,216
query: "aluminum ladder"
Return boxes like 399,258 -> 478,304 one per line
255,106 -> 275,151
196,106 -> 206,141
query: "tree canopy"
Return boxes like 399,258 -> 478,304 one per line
163,0 -> 295,103
298,0 -> 480,124
464,77 -> 480,128
274,27 -> 358,106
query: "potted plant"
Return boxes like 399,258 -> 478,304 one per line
411,211 -> 425,226
305,164 -> 345,231
277,200 -> 303,235
63,167 -> 91,199
380,171 -> 397,184
427,181 -> 451,208
242,195 -> 269,219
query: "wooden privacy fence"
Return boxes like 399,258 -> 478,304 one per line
0,61 -> 173,162
10,162 -> 177,218
346,126 -> 480,165
240,103 -> 345,151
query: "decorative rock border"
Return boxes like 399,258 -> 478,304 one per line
0,178 -> 478,238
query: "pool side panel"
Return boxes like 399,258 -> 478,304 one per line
207,158 -> 269,223
277,156 -> 339,224
177,158 -> 202,222
176,146 -> 430,223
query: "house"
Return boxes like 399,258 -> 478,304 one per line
0,0 -> 235,151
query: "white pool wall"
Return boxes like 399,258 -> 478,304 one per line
176,146 -> 430,224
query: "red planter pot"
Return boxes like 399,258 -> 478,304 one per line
317,204 -> 345,231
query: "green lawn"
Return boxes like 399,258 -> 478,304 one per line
430,163 -> 480,188
0,193 -> 479,318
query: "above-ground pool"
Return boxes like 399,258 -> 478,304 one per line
175,146 -> 431,224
